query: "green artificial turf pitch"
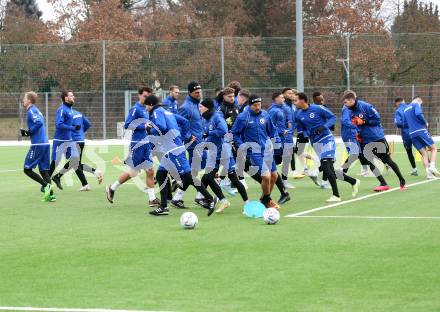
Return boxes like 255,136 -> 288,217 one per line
1,143 -> 440,312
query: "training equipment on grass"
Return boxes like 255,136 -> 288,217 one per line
243,201 -> 266,218
180,212 -> 198,229
263,208 -> 280,225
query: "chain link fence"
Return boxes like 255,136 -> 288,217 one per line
1,34 -> 440,139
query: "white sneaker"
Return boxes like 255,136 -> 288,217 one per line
79,184 -> 91,191
428,166 -> 440,178
320,180 -> 331,189
326,195 -> 341,203
216,198 -> 231,213
283,180 -> 296,189
352,179 -> 361,197
94,170 -> 103,184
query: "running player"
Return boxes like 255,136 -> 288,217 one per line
106,87 -> 159,206
232,95 -> 280,209
403,96 -> 440,179
295,92 -> 360,202
21,91 -> 55,202
394,97 -> 418,176
342,90 -> 406,191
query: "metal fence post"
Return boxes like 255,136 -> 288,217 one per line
221,37 -> 225,88
45,92 -> 49,137
346,35 -> 351,90
411,84 -> 415,99
296,0 -> 304,91
102,40 -> 107,140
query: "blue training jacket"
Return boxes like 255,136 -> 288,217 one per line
148,106 -> 185,152
403,102 -> 428,138
162,95 -> 179,114
53,103 -> 75,141
124,102 -> 149,143
341,106 -> 359,142
231,109 -> 278,150
178,95 -> 203,147
174,113 -> 191,143
202,111 -> 228,160
71,109 -> 91,142
268,103 -> 288,144
295,104 -> 336,144
347,99 -> 384,144
27,105 -> 48,144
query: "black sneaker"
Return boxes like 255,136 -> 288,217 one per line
206,197 -> 219,216
194,198 -> 209,209
170,200 -> 186,209
52,174 -> 63,190
106,185 -> 115,204
278,192 -> 291,205
149,206 -> 169,216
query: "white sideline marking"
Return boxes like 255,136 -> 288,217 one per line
285,178 -> 439,218
0,307 -> 173,312
291,215 -> 440,220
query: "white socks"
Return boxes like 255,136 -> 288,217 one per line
146,188 -> 156,201
110,181 -> 120,191
172,188 -> 185,201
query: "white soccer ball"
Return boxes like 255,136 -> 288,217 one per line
180,212 -> 198,229
263,208 -> 280,225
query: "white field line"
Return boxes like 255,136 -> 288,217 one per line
285,178 -> 439,218
290,215 -> 440,220
0,307 -> 173,312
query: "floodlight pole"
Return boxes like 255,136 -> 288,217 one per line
337,35 -> 351,90
296,0 -> 304,92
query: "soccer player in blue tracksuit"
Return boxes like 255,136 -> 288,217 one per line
394,97 -> 418,176
340,105 -> 367,174
281,87 -> 298,186
49,91 -> 81,189
52,109 -> 103,191
106,87 -> 158,206
162,85 -> 180,113
177,82 -> 203,167
197,98 -> 248,213
20,91 -> 55,202
295,93 -> 360,202
403,96 -> 440,179
232,95 -> 280,209
342,90 -> 406,191
144,95 -> 217,216
341,105 -> 372,176
268,92 -> 291,204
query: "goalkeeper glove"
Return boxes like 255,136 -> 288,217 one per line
351,116 -> 365,126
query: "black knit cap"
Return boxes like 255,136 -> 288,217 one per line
188,81 -> 202,93
249,94 -> 262,105
200,98 -> 214,110
145,94 -> 160,106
